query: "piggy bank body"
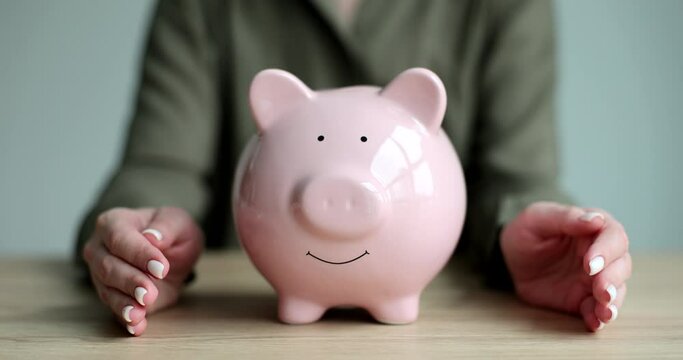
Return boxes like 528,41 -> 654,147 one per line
232,68 -> 466,324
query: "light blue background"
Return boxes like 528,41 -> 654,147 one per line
0,1 -> 681,255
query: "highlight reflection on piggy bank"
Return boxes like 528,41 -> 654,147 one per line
232,68 -> 466,324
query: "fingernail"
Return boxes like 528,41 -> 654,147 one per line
134,287 -> 147,306
596,321 -> 605,330
142,228 -> 163,241
608,304 -> 619,321
126,325 -> 135,335
606,284 -> 617,303
579,211 -> 605,222
147,260 -> 165,279
122,305 -> 133,323
589,256 -> 605,276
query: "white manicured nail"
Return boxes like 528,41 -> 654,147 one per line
608,304 -> 619,321
147,260 -> 165,279
126,325 -> 135,335
134,287 -> 147,306
606,284 -> 617,303
142,228 -> 163,241
579,211 -> 605,222
122,305 -> 133,323
596,321 -> 605,330
589,256 -> 605,276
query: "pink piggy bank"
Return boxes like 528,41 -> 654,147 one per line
232,68 -> 466,324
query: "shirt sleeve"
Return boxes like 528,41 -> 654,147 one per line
458,0 -> 574,290
74,0 -> 221,266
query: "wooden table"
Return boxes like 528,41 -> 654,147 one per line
1,251 -> 681,359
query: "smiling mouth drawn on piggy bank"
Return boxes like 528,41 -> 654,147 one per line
305,250 -> 370,265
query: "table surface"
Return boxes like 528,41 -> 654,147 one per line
1,250 -> 681,359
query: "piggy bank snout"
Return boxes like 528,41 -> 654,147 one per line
296,177 -> 386,239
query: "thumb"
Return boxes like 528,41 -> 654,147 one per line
522,201 -> 605,238
140,207 -> 204,252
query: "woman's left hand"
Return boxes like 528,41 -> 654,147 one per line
500,201 -> 631,331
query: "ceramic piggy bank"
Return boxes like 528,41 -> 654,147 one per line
232,68 -> 466,324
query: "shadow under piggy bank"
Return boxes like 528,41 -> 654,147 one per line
176,291 -> 378,324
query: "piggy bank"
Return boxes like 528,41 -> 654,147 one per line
232,68 -> 466,324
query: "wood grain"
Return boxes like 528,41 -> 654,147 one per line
1,251 -> 681,359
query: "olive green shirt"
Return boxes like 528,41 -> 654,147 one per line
76,0 -> 572,289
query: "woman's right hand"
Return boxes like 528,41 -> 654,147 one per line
82,207 -> 204,336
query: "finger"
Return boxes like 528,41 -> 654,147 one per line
522,202 -> 606,238
580,296 -> 603,332
595,283 -> 627,324
96,208 -> 170,280
613,283 -> 627,308
100,225 -> 170,280
141,207 -> 203,252
125,317 -> 148,337
583,215 -> 629,276
88,242 -> 160,307
95,207 -> 156,234
141,208 -> 204,275
92,281 -> 147,328
593,253 -> 632,304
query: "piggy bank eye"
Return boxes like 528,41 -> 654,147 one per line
317,135 -> 325,142
360,136 -> 368,142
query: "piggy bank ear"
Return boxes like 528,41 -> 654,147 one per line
380,68 -> 446,134
249,69 -> 314,132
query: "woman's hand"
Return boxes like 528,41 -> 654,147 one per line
82,207 -> 204,336
500,201 -> 631,332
